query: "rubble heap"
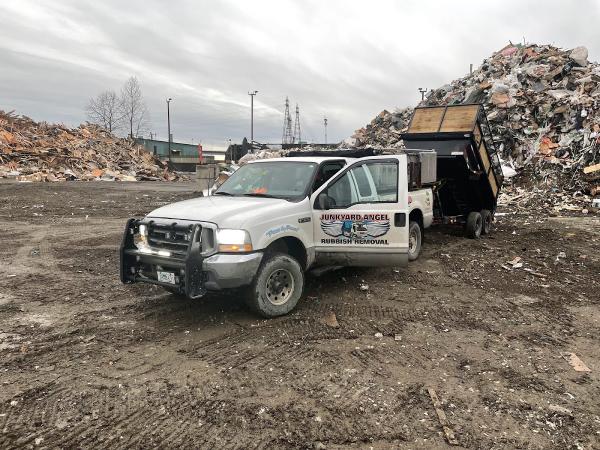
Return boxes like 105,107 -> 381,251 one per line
0,110 -> 182,182
351,44 -> 600,195
349,107 -> 413,148
238,149 -> 287,165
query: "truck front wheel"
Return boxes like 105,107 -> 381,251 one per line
246,253 -> 304,318
408,221 -> 422,261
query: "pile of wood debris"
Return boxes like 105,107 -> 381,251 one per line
0,110 -> 182,182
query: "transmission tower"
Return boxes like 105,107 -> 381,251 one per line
324,116 -> 328,144
282,97 -> 293,145
293,104 -> 301,146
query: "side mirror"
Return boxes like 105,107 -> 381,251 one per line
317,192 -> 334,210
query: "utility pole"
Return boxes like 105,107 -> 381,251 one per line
418,88 -> 428,101
324,117 -> 328,145
248,90 -> 258,150
293,104 -> 301,147
166,98 -> 172,165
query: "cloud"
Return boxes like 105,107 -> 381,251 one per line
1,0 -> 598,148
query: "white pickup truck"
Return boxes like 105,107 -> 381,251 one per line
120,153 -> 434,317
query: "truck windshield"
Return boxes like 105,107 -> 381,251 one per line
215,161 -> 317,200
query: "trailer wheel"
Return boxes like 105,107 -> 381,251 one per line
465,211 -> 483,239
246,253 -> 304,318
481,209 -> 493,235
408,221 -> 422,261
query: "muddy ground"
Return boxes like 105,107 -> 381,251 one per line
0,181 -> 599,449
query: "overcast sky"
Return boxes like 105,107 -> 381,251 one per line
1,0 -> 599,149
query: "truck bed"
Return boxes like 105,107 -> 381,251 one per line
402,104 -> 503,217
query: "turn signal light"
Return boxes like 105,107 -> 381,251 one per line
218,244 -> 253,253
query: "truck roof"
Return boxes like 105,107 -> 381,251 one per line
247,156 -> 352,164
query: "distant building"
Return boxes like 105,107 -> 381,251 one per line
135,138 -> 226,171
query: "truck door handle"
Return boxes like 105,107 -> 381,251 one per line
394,213 -> 406,227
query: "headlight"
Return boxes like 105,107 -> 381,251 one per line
134,224 -> 150,250
216,229 -> 253,252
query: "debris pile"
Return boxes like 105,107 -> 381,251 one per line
351,44 -> 600,198
498,183 -> 596,215
350,108 -> 413,149
0,110 -> 182,182
238,149 -> 286,165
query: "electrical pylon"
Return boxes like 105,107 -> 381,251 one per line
293,104 -> 301,146
282,97 -> 293,145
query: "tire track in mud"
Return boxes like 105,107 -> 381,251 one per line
177,299 -> 571,374
1,386 -> 258,449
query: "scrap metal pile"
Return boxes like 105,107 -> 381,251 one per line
351,44 -> 600,199
0,110 -> 182,182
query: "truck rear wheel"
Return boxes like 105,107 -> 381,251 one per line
481,209 -> 493,235
246,253 -> 304,318
408,220 -> 422,261
465,211 -> 483,239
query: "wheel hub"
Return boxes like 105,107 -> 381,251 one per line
266,269 -> 294,306
409,231 -> 417,253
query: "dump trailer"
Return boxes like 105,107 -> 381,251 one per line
402,104 -> 504,238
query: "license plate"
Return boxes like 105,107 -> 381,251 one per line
157,271 -> 176,284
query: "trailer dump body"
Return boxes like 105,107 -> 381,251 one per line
402,104 -> 503,218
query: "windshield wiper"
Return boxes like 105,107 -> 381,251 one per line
243,193 -> 280,199
213,191 -> 234,196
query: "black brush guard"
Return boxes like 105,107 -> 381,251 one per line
120,218 -> 206,299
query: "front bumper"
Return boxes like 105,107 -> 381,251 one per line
120,218 -> 262,298
203,253 -> 263,290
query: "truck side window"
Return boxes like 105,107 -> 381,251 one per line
324,161 -> 398,207
366,162 -> 398,202
326,172 -> 355,207
313,162 -> 345,192
352,166 -> 372,197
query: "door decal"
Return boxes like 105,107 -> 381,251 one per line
320,213 -> 390,244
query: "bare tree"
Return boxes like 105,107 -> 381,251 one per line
119,76 -> 150,139
86,90 -> 122,133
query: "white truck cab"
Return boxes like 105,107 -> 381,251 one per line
121,153 -> 434,317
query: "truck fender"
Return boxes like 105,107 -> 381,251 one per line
261,234 -> 312,270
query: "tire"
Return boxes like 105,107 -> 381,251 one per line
465,211 -> 483,239
408,220 -> 422,261
246,253 -> 304,318
481,209 -> 493,235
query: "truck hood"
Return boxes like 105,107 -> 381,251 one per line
146,195 -> 296,228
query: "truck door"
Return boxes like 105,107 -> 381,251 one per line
312,157 -> 409,267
